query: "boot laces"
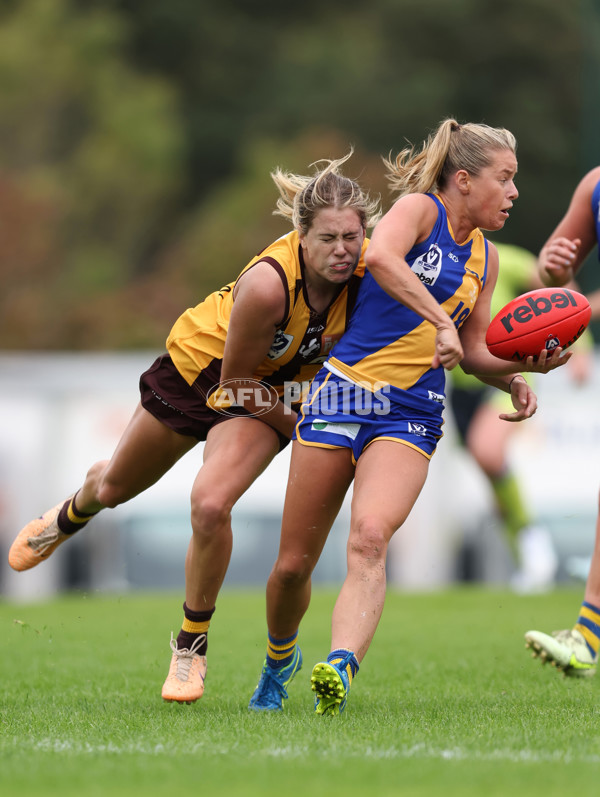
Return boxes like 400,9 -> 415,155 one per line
169,633 -> 206,681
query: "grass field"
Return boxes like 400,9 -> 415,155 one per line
1,586 -> 599,796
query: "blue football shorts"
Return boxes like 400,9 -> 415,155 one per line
295,368 -> 444,463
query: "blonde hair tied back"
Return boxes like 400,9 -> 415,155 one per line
271,149 -> 381,232
384,118 -> 517,199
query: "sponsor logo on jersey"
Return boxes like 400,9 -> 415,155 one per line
321,334 -> 341,355
411,243 -> 442,286
298,337 -> 321,360
311,420 -> 361,439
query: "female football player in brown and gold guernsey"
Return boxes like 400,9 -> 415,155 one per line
8,151 -> 381,704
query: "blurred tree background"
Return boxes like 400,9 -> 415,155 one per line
0,0 -> 599,349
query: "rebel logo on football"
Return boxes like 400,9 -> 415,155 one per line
498,289 -> 578,334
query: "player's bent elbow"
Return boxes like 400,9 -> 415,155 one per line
364,245 -> 387,273
454,357 -> 478,377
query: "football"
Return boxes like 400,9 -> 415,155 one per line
486,287 -> 592,362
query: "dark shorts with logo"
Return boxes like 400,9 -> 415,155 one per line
139,353 -> 290,450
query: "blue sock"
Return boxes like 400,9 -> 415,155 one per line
327,648 -> 359,684
266,631 -> 298,670
574,601 -> 600,658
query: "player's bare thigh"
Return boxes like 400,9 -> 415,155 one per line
191,415 -> 283,510
276,442 -> 355,569
351,438 -> 430,543
95,403 -> 198,506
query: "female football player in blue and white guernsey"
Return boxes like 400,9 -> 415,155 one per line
249,119 -> 570,716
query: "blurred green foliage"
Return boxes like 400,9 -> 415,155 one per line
0,0 -> 598,349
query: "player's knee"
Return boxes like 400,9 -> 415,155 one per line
272,555 -> 312,588
348,517 -> 388,564
190,492 -> 232,534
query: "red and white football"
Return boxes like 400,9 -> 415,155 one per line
486,287 -> 592,362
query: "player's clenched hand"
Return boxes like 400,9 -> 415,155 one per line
431,324 -> 463,370
538,236 -> 580,285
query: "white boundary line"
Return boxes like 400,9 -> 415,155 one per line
6,738 -> 600,763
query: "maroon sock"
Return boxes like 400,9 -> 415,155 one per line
176,603 -> 215,655
57,493 -> 99,535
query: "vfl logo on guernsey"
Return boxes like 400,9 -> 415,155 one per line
411,244 -> 442,286
427,391 -> 444,404
408,422 -> 427,437
268,330 -> 293,360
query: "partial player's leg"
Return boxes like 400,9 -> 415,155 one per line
467,399 -> 557,590
8,403 -> 196,571
311,440 -> 429,715
332,439 -> 428,657
163,416 -> 283,703
249,441 -> 355,711
185,416 -> 283,611
584,490 -> 600,608
267,442 -> 355,635
524,487 -> 600,677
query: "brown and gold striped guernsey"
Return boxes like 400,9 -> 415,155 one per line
167,230 -> 367,399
